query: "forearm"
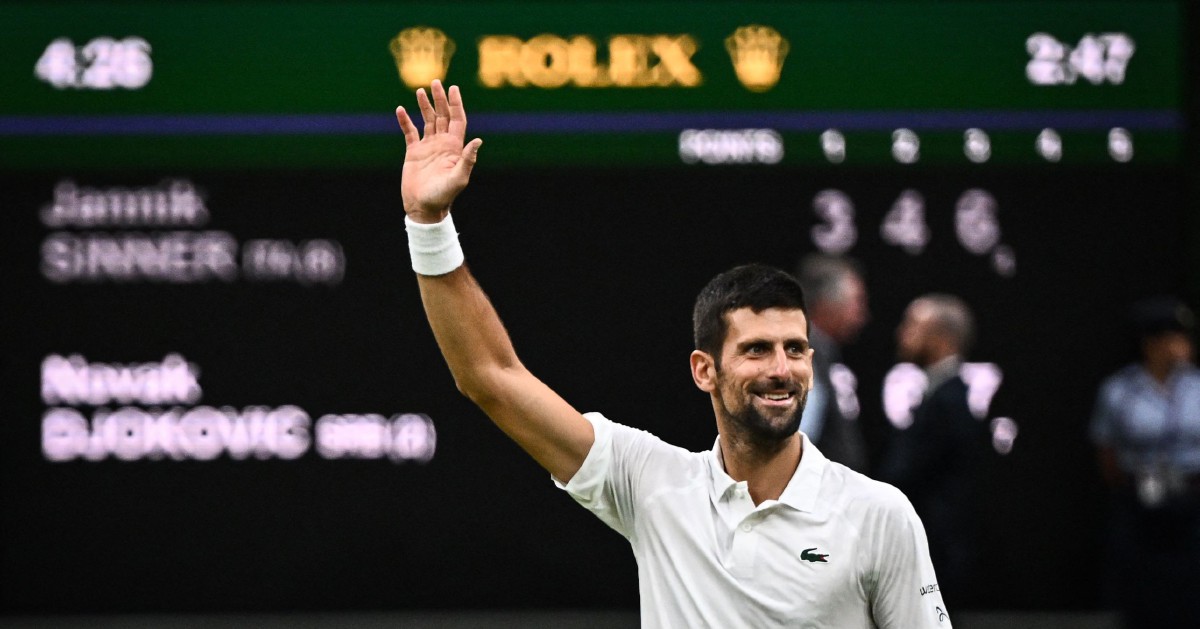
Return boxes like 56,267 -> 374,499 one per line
416,265 -> 523,401
415,264 -> 593,478
396,81 -> 594,481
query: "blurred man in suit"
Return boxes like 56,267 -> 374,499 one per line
795,254 -> 870,473
878,294 -> 989,608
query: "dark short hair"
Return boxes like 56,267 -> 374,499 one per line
1131,296 -> 1195,340
917,293 -> 976,354
693,264 -> 809,361
795,253 -> 863,306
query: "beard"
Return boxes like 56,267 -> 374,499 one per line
718,378 -> 809,447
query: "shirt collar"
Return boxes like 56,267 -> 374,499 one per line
706,432 -> 828,513
707,439 -> 738,502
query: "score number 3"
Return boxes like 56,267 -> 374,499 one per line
811,190 -> 858,254
809,188 -> 1016,277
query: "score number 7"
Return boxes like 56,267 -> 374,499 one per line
1026,32 -> 1135,86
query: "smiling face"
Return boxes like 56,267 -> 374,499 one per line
692,307 -> 814,446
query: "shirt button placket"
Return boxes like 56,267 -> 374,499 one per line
730,517 -> 760,579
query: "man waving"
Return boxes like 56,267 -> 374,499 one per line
395,80 -> 950,628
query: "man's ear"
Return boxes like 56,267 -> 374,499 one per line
690,350 -> 717,392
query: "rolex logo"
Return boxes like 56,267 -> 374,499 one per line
389,27 -> 456,88
725,25 -> 789,92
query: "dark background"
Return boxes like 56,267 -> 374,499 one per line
2,0 -> 1197,618
1,163 -> 1189,613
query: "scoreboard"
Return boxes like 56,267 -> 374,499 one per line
1,1 -> 1183,168
1,0 -> 1195,616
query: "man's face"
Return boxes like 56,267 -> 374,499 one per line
810,274 -> 869,344
896,299 -> 937,366
834,274 -> 870,343
709,307 -> 814,443
1144,331 -> 1195,367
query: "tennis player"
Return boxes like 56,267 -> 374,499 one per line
395,80 -> 951,628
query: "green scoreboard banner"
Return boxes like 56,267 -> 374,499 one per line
1,1 -> 1194,615
0,0 -> 1184,167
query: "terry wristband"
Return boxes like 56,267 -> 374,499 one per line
405,213 -> 465,276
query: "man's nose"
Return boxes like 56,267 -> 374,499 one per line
769,347 -> 791,376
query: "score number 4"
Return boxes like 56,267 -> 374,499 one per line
811,188 -> 1015,277
1026,32 -> 1134,86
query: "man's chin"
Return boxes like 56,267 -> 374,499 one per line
718,388 -> 807,444
740,407 -> 803,443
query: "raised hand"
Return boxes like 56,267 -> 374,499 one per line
395,80 -> 483,223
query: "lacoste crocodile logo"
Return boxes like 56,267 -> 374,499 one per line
800,547 -> 829,563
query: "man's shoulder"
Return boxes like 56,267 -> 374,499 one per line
564,413 -> 711,507
1094,364 -> 1149,402
1178,364 -> 1200,382
586,412 -> 710,470
930,374 -> 969,398
826,462 -> 912,515
919,376 -> 973,421
1104,363 -> 1144,386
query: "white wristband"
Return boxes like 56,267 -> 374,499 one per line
405,213 -> 465,276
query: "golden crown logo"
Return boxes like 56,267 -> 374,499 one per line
725,25 -> 789,93
389,27 -> 456,88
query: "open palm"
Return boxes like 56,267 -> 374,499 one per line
395,80 -> 482,223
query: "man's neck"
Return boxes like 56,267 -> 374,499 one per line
1144,358 -> 1184,386
923,353 -> 961,392
718,432 -> 802,505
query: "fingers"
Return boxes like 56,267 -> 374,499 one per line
462,138 -> 482,165
416,88 -> 436,137
410,81 -> 469,141
454,138 -> 483,179
431,80 -> 451,134
447,84 -> 467,141
395,106 -> 419,146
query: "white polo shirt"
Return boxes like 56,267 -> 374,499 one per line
557,412 -> 951,628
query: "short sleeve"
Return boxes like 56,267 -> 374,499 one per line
866,488 -> 952,628
553,412 -> 665,539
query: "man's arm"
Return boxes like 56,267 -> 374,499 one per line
868,490 -> 951,628
396,80 -> 594,482
1088,383 -> 1125,489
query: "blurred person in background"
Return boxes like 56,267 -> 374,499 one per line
1090,296 -> 1200,629
877,294 -> 989,608
795,254 -> 870,473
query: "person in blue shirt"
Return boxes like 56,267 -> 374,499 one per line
1090,296 -> 1200,629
